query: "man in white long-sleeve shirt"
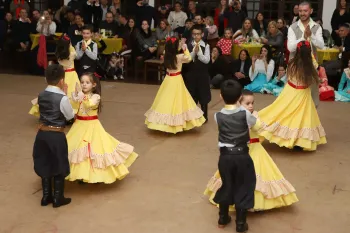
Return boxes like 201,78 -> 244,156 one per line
75,25 -> 98,76
287,1 -> 324,61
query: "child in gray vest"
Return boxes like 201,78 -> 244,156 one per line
213,80 -> 258,232
33,64 -> 75,208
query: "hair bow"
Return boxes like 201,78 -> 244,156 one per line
166,37 -> 177,44
297,40 -> 310,50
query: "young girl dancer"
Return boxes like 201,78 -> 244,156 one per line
66,73 -> 138,184
245,45 -> 275,93
257,41 -> 326,151
261,64 -> 287,96
145,37 -> 206,134
29,35 -> 81,117
335,60 -> 350,102
204,90 -> 298,212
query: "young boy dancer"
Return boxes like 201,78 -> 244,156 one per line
184,24 -> 211,122
33,64 -> 74,208
213,80 -> 257,232
75,25 -> 98,76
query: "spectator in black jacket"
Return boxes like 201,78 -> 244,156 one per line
0,12 -> 14,50
232,49 -> 252,87
99,12 -> 119,37
135,0 -> 157,28
210,46 -> 231,88
331,0 -> 350,42
67,13 -> 84,46
334,24 -> 350,53
224,0 -> 246,35
83,0 -> 101,31
30,9 -> 41,33
13,8 -> 31,51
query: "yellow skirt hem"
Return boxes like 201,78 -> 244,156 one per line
145,116 -> 206,134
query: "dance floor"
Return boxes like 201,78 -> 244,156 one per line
0,74 -> 349,233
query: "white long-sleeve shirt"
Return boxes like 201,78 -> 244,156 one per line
249,59 -> 275,82
234,29 -> 260,41
190,40 -> 210,64
37,21 -> 56,36
287,19 -> 324,60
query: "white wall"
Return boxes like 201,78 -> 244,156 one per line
64,0 -> 69,5
322,0 -> 336,31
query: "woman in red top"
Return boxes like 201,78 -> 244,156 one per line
214,0 -> 229,37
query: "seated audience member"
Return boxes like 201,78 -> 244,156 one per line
157,5 -> 170,21
233,18 -> 259,42
156,18 -> 171,40
135,20 -> 157,60
261,63 -> 287,96
68,13 -> 84,46
210,46 -> 231,88
117,14 -> 128,39
277,18 -> 288,40
261,21 -> 284,55
232,49 -> 252,87
124,17 -> 138,52
216,27 -> 233,63
318,65 -> 335,101
13,9 -> 32,51
334,24 -> 350,53
245,45 -> 275,93
99,12 -> 119,37
335,60 -> 350,102
193,14 -> 208,41
61,10 -> 75,33
182,19 -> 193,41
168,2 -> 187,34
31,9 -> 41,33
36,11 -> 57,36
205,16 -> 219,51
253,12 -> 267,37
0,12 -> 15,51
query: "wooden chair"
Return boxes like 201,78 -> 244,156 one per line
144,59 -> 165,82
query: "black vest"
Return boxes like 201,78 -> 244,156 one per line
187,42 -> 209,74
216,111 -> 250,146
38,91 -> 66,127
79,41 -> 97,71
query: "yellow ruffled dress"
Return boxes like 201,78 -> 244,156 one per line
29,45 -> 81,117
204,128 -> 299,211
145,50 -> 206,134
257,77 -> 326,151
66,93 -> 138,184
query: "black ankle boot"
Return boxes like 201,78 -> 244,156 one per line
41,177 -> 53,206
201,104 -> 208,123
218,204 -> 231,228
236,209 -> 248,232
52,176 -> 71,208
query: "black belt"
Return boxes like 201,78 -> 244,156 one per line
220,146 -> 248,154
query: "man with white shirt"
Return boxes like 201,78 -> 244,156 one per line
287,1 -> 324,61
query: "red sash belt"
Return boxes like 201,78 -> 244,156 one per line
250,138 -> 260,143
167,71 -> 181,76
288,81 -> 307,89
76,115 -> 98,120
65,68 -> 75,72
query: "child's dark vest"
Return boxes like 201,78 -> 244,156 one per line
187,42 -> 209,74
79,41 -> 97,72
38,91 -> 66,127
216,111 -> 250,147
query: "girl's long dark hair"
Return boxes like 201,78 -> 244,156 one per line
260,45 -> 272,64
164,37 -> 179,70
83,72 -> 102,113
55,38 -> 70,61
288,42 -> 319,86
